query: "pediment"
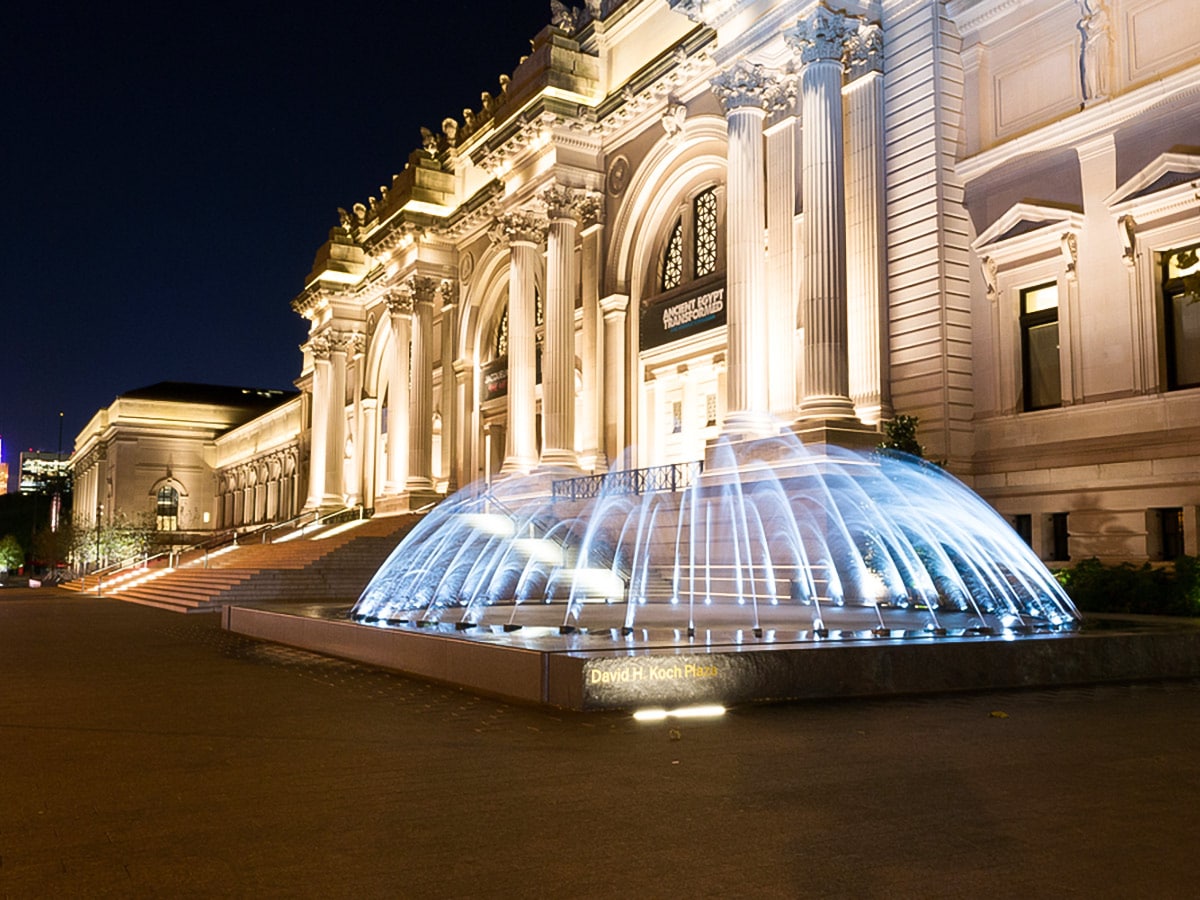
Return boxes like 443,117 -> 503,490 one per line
1107,151 -> 1200,211
972,201 -> 1084,253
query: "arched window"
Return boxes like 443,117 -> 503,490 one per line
658,186 -> 721,293
156,486 -> 179,531
694,188 -> 718,277
662,221 -> 684,291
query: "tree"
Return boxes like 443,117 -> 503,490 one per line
878,414 -> 925,457
0,533 -> 23,572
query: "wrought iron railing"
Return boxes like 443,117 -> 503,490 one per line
551,460 -> 702,502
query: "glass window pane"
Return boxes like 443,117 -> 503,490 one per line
1170,292 -> 1200,387
1027,321 -> 1061,409
1022,283 -> 1058,314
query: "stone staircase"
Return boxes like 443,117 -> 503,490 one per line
60,515 -> 422,614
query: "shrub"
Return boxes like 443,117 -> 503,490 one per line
1056,556 -> 1200,617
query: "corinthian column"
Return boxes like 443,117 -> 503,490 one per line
540,186 -> 590,472
323,331 -> 351,505
304,333 -> 332,510
384,287 -> 413,494
491,212 -> 547,475
406,274 -> 438,492
578,196 -> 605,471
788,3 -> 858,421
711,61 -> 777,437
844,22 -> 891,424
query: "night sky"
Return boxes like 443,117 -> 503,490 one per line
2,1 -> 551,487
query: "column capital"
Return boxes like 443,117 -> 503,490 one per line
385,285 -> 413,316
710,60 -> 778,113
490,210 -> 548,246
308,334 -> 333,361
785,3 -> 857,65
541,185 -> 585,222
405,274 -> 439,306
599,293 -> 629,316
844,22 -> 884,81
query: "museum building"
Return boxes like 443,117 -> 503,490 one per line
73,0 -> 1200,564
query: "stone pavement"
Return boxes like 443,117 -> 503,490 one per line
2,588 -> 1198,899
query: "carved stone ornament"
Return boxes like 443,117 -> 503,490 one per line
1061,232 -> 1078,278
385,286 -> 414,316
607,156 -> 631,196
489,210 -> 549,246
439,279 -> 459,306
1118,214 -> 1137,266
661,99 -> 687,142
459,250 -> 476,282
308,334 -> 333,360
981,256 -> 999,303
785,3 -> 856,65
541,185 -> 589,221
1080,0 -> 1112,103
668,0 -> 738,26
406,274 -> 440,305
844,22 -> 884,80
710,60 -> 778,112
576,192 -> 605,229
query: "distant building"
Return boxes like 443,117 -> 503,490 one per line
19,451 -> 70,496
70,383 -> 297,538
0,436 -> 8,496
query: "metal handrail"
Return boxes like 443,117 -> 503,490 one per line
551,460 -> 703,502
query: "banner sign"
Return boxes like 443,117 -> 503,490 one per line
640,282 -> 726,350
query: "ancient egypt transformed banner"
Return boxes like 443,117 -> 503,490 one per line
640,280 -> 726,351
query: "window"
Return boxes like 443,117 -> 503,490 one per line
694,188 -> 718,277
658,186 -> 720,293
1150,507 -> 1184,561
156,486 -> 179,531
671,400 -> 683,434
662,222 -> 683,291
705,393 -> 717,428
1014,514 -> 1032,547
1020,283 -> 1061,410
1163,243 -> 1200,390
494,308 -> 508,358
1048,512 -> 1069,562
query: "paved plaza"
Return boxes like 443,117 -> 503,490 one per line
2,588 -> 1198,898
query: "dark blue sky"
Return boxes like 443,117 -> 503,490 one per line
2,1 -> 550,486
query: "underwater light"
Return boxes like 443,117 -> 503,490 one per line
633,704 -> 726,722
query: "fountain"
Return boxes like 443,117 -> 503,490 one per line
222,427 -> 1200,709
353,429 -> 1079,645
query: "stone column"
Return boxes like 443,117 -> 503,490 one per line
323,331 -> 349,505
578,196 -> 605,471
384,287 -> 413,494
452,358 -> 472,489
540,186 -> 586,472
765,78 -> 799,418
711,61 -> 778,437
844,21 -> 891,424
360,397 -> 378,510
440,280 -> 460,493
406,274 -> 438,493
600,294 -> 629,466
788,4 -> 858,421
343,332 -> 365,506
492,212 -> 547,475
304,334 -> 331,509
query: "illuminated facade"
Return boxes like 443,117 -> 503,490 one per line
77,1 -> 1200,565
71,383 -> 295,536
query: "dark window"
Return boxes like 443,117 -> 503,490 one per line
1021,283 -> 1061,410
1154,507 -> 1185,560
1050,512 -> 1069,562
1163,243 -> 1200,390
1014,514 -> 1033,547
156,486 -> 179,532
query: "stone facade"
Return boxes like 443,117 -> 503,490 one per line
80,1 -> 1200,565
